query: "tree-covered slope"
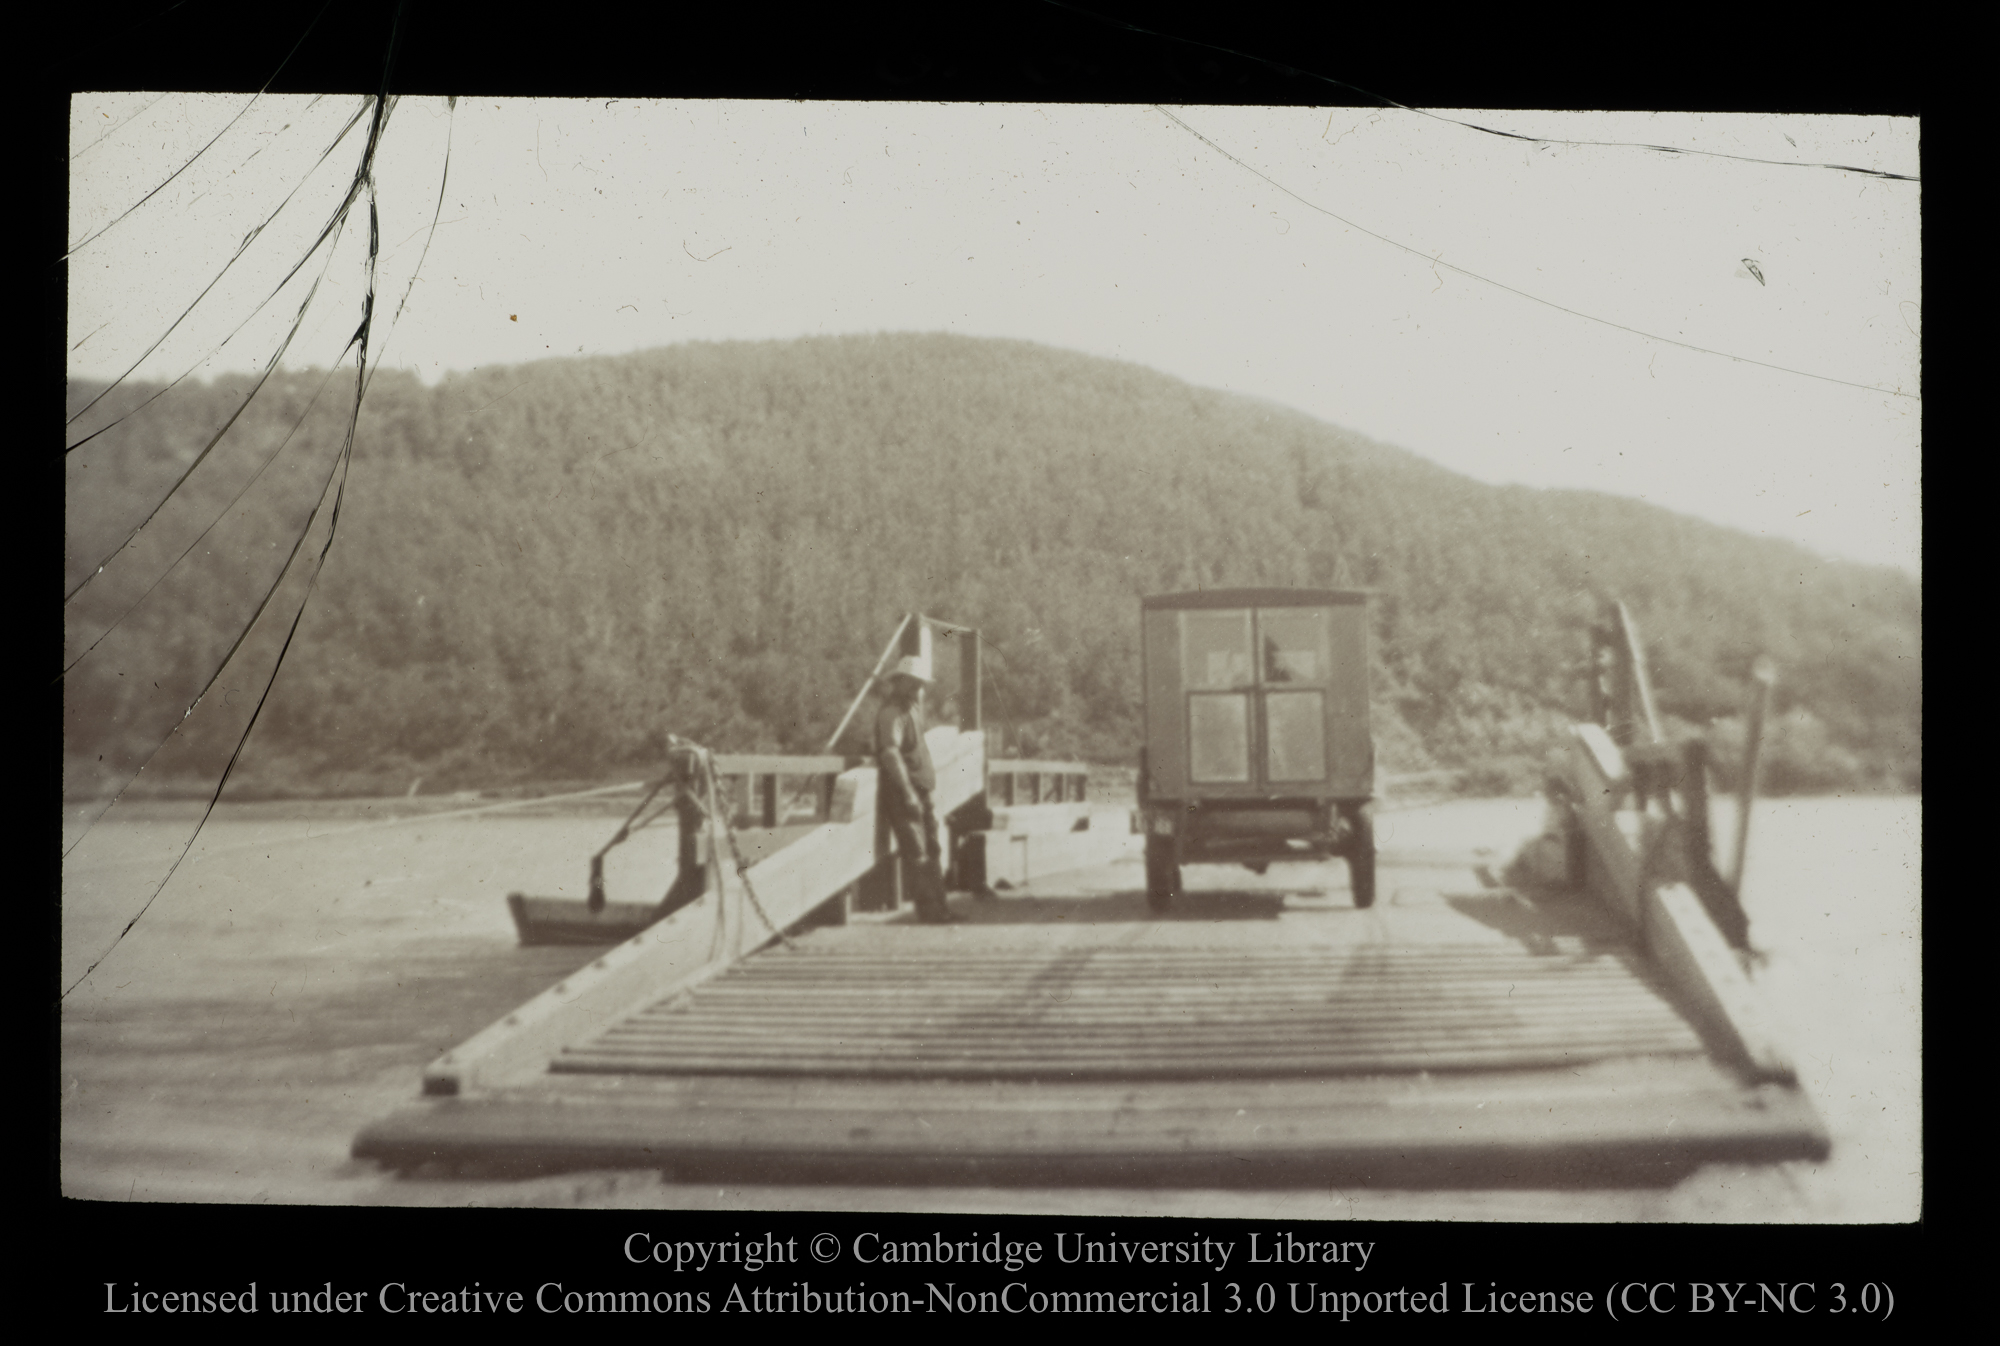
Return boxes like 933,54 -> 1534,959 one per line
63,333 -> 1920,798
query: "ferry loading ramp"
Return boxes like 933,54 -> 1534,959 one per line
353,605 -> 1827,1187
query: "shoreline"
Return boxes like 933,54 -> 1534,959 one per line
68,784 -> 1924,823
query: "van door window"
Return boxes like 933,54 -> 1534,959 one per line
1185,610 -> 1253,689
1264,691 -> 1328,781
1184,609 -> 1253,782
1189,694 -> 1252,782
1258,609 -> 1327,683
1258,608 -> 1330,783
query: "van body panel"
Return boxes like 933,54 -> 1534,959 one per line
1140,589 -> 1373,807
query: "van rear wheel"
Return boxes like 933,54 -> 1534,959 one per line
1347,811 -> 1376,909
1145,837 -> 1180,913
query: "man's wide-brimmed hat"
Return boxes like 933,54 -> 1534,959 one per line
884,655 -> 933,684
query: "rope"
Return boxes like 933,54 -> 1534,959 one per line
689,744 -> 796,952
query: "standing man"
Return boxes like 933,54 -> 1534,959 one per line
875,655 -> 958,924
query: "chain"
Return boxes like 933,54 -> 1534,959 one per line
693,763 -> 729,963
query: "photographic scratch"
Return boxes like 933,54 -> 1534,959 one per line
1321,110 -> 1380,151
471,380 -> 530,416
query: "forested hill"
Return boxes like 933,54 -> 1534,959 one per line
63,333 -> 1920,799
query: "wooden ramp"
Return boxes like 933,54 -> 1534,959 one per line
553,935 -> 1703,1079
354,867 -> 1829,1187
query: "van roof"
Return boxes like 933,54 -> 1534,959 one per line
1141,587 -> 1369,611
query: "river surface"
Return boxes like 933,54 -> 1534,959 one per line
59,794 -> 1920,1221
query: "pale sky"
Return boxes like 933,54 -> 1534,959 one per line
68,96 -> 1921,573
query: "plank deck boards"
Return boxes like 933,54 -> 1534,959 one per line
554,936 -> 1704,1080
353,860 -> 1831,1184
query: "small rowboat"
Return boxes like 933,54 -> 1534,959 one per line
505,893 -> 669,946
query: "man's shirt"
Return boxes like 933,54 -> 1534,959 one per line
874,699 -> 936,799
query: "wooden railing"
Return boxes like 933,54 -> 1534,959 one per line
986,759 -> 1089,806
710,754 -> 848,828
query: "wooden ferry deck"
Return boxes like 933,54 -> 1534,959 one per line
353,844 -> 1829,1187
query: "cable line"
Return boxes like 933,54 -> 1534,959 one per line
1154,106 -> 1918,401
1044,1 -> 1918,181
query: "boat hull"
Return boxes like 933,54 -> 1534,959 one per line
506,893 -> 661,946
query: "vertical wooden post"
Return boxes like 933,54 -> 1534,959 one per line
1730,657 -> 1777,895
676,788 -> 704,885
960,628 -> 982,732
948,817 -> 988,893
659,752 -> 709,917
1562,795 -> 1587,890
955,625 -> 988,895
1616,600 -> 1664,745
758,774 -> 778,827
1607,602 -> 1637,748
1681,738 -> 1713,869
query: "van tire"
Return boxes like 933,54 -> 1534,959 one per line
1145,837 -> 1180,913
1348,812 -> 1376,909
